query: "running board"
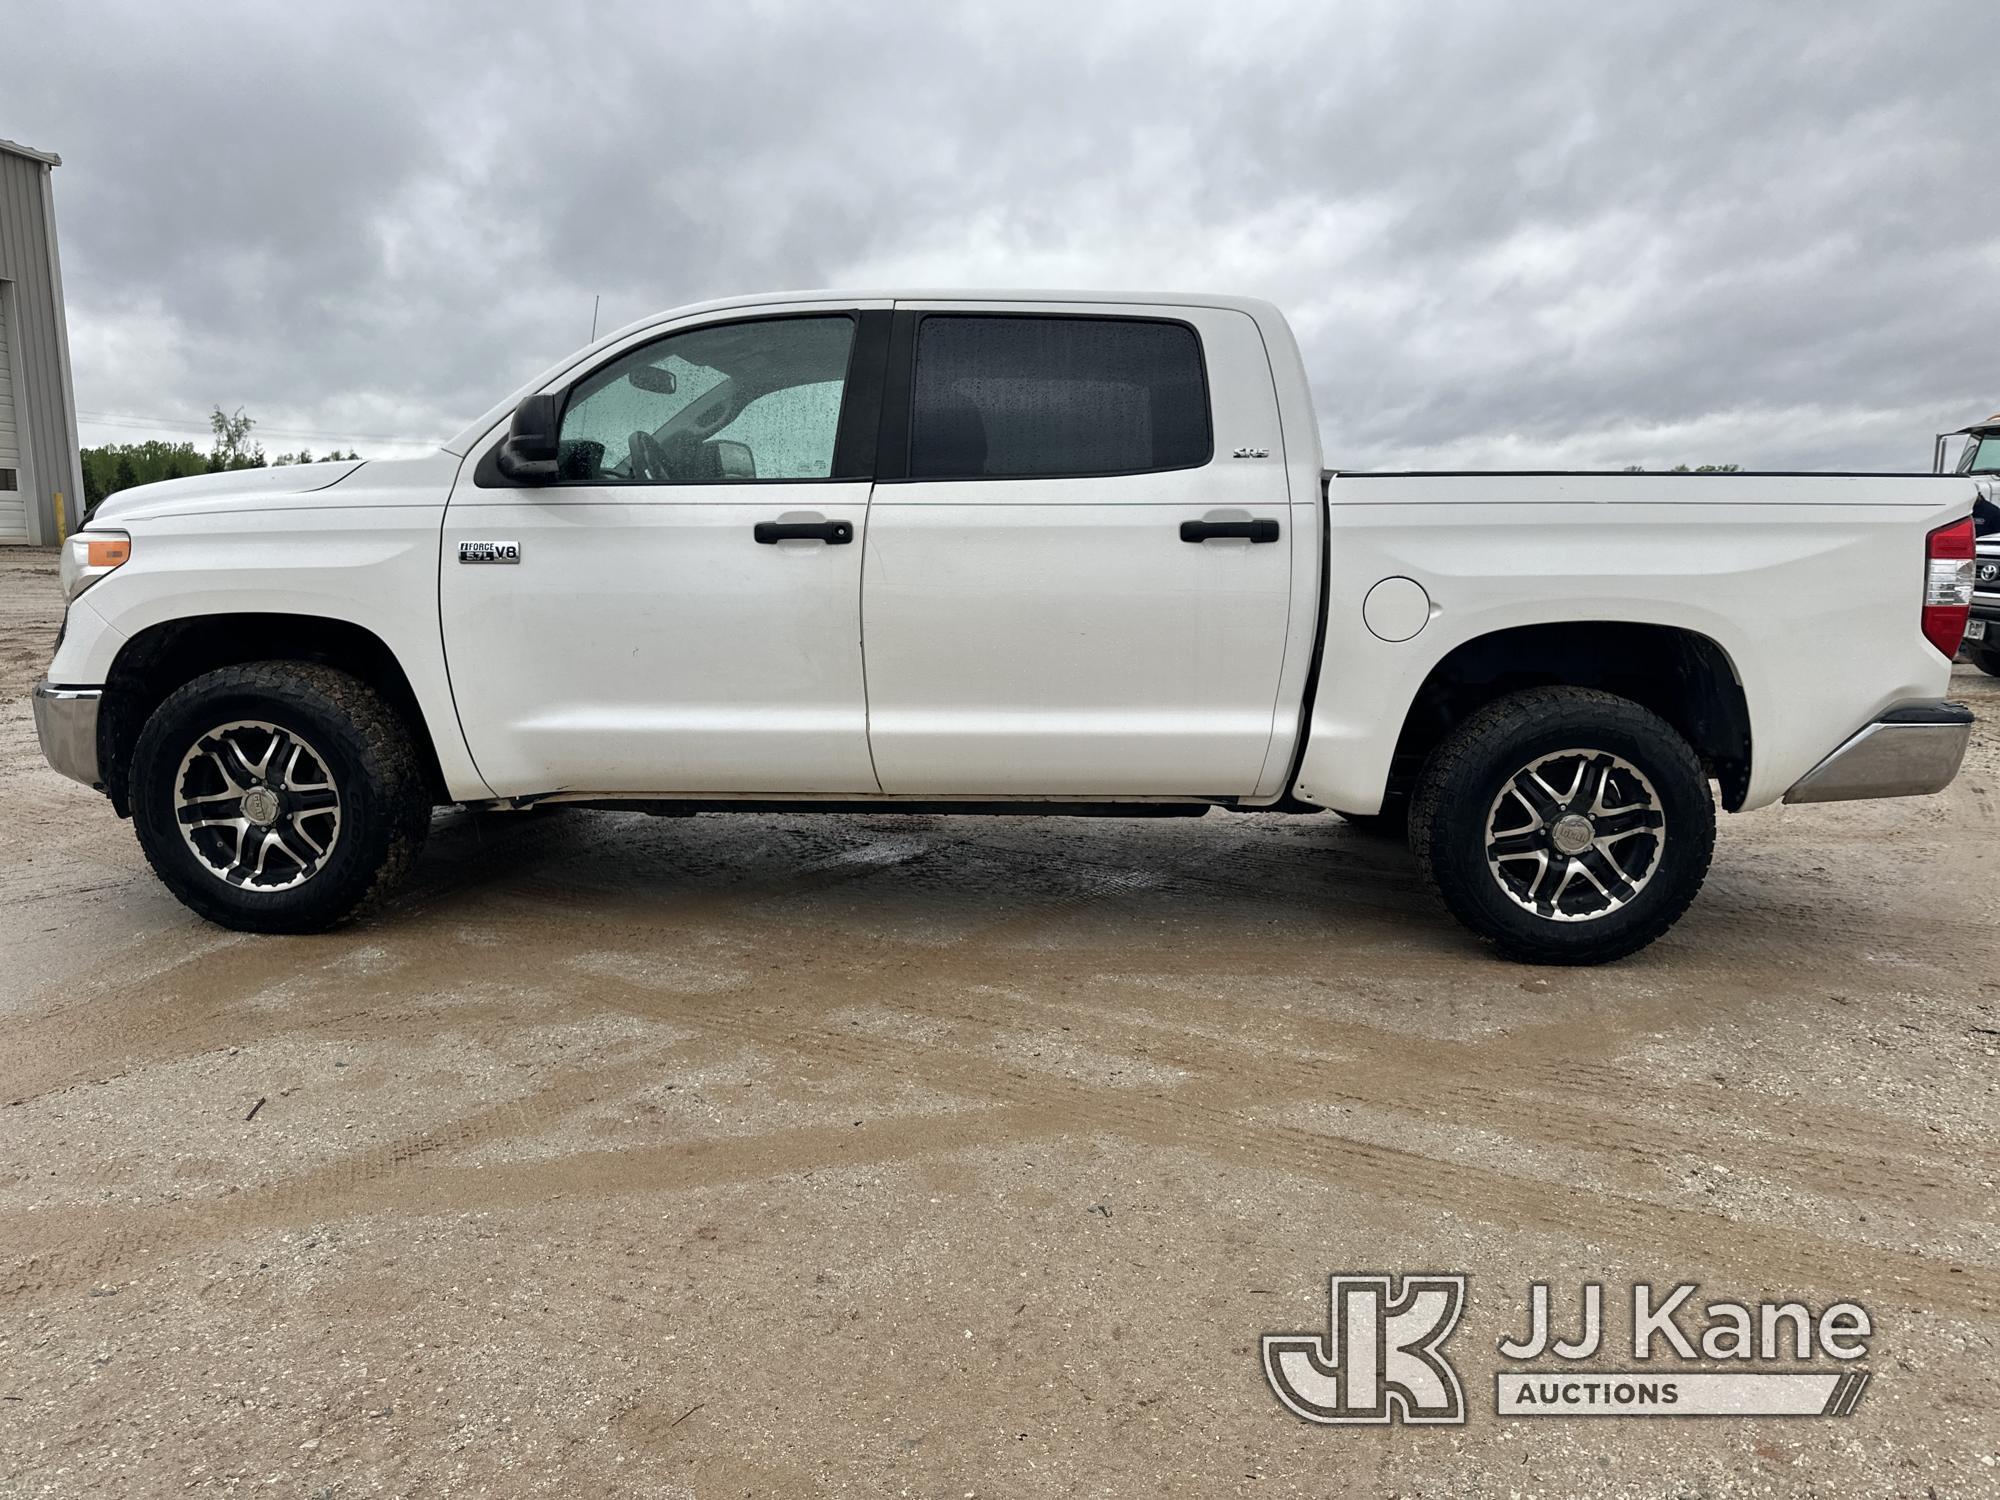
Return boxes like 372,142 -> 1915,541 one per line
479,797 -> 1225,819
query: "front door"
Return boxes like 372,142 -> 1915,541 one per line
861,303 -> 1300,796
442,308 -> 885,798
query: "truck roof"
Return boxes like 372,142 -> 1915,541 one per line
446,289 -> 1285,455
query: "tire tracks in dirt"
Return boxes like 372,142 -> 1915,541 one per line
4,803 -> 1990,1322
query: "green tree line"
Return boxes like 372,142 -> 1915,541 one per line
81,407 -> 360,510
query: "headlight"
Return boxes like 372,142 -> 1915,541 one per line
59,530 -> 131,602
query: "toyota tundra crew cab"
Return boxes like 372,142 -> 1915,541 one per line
33,292 -> 1980,963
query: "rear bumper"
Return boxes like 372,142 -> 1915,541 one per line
31,681 -> 104,790
1783,703 -> 1973,804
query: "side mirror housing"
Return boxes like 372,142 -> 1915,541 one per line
495,393 -> 561,483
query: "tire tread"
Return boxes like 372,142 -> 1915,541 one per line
129,662 -> 429,933
1409,686 -> 1714,965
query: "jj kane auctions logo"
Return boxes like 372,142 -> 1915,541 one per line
1264,1275 -> 1872,1424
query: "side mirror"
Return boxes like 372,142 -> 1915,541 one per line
495,393 -> 561,483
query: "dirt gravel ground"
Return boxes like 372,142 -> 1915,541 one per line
0,545 -> 1995,1497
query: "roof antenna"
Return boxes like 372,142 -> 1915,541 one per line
588,294 -> 601,343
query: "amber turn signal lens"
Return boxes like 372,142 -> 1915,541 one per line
85,538 -> 131,568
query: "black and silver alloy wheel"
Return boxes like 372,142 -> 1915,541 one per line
1410,686 -> 1715,966
174,719 -> 344,890
131,662 -> 430,933
1484,749 -> 1665,922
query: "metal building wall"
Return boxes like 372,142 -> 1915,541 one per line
0,142 -> 84,546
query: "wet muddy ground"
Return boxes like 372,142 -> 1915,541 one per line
1,548 -> 1995,1496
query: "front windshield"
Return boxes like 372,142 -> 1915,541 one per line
1957,434 -> 2000,475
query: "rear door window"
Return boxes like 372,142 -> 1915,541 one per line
907,316 -> 1210,480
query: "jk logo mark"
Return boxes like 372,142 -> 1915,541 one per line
1263,1274 -> 1468,1425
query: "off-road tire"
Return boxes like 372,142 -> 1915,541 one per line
130,663 -> 430,933
1409,687 -> 1715,965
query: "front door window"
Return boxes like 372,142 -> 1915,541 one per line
557,316 -> 855,484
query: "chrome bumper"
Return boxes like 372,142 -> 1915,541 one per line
1783,704 -> 1973,804
31,681 -> 104,790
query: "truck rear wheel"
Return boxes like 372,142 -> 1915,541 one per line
129,663 -> 430,933
1409,687 -> 1714,965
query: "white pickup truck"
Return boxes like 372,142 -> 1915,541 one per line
35,291 -> 1979,963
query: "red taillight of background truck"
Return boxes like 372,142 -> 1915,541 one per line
1923,517 -> 1975,658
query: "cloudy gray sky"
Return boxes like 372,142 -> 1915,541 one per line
5,0 -> 1996,470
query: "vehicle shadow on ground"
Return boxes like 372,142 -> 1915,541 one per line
373,801 -> 1915,983
396,803 -> 1455,948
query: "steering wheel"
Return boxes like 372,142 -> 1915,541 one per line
628,429 -> 671,482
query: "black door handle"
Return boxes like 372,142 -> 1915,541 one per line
754,519 -> 854,545
1181,518 -> 1280,543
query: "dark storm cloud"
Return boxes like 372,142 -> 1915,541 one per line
6,0 -> 1996,468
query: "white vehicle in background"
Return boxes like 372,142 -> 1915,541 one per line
1935,414 -> 2000,673
1932,414 -> 2000,485
1971,532 -> 2000,676
36,291 -> 1980,964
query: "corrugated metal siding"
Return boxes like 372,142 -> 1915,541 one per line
0,291 -> 27,543
0,146 -> 81,545
0,293 -> 16,460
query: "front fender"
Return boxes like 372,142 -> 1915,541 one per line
56,503 -> 492,804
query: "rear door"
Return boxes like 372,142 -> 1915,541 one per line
441,305 -> 889,797
860,301 -> 1298,796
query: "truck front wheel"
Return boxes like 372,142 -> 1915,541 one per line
1409,687 -> 1715,965
129,663 -> 431,933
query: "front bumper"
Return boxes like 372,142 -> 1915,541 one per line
1965,592 -> 2000,647
31,681 -> 104,790
1783,703 -> 1973,804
